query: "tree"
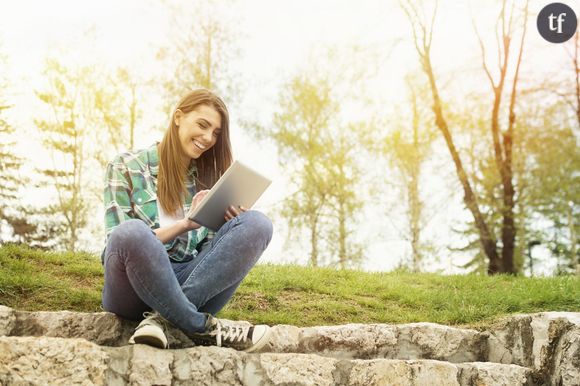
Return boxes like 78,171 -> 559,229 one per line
34,58 -> 124,251
92,66 -> 146,168
155,0 -> 240,113
381,74 -> 437,272
113,67 -> 143,151
521,101 -> 579,275
566,30 -> 580,274
0,48 -> 27,243
272,75 -> 337,267
258,69 -> 368,268
325,124 -> 365,269
401,0 -> 529,274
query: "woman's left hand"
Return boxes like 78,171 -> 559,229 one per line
224,205 -> 247,221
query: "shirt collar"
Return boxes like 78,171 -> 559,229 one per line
148,142 -> 198,179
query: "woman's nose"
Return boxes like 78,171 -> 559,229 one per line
203,131 -> 213,143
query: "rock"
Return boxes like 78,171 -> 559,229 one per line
456,362 -> 533,386
0,305 -> 15,336
486,312 -> 580,385
0,336 -> 536,386
395,322 -> 485,362
255,353 -> 337,386
129,345 -> 174,385
173,346 -> 244,385
546,321 -> 580,386
347,359 -> 460,386
11,309 -> 127,346
297,323 -> 398,359
1,305 -> 579,385
0,336 -> 109,385
262,324 -> 301,353
267,322 -> 485,362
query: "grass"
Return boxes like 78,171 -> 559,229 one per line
1,243 -> 578,329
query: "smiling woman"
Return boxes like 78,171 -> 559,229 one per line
100,88 -> 274,353
157,92 -> 231,216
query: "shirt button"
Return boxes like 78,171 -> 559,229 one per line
137,198 -> 142,203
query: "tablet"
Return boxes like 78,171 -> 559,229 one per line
188,161 -> 272,231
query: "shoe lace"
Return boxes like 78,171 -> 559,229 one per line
211,318 -> 251,347
140,311 -> 169,331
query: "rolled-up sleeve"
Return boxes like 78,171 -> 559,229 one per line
103,157 -> 133,240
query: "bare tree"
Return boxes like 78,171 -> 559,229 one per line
568,32 -> 579,274
401,0 -> 529,274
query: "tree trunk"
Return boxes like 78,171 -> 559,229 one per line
569,204 -> 578,275
130,85 -> 136,150
422,56 -> 502,274
338,200 -> 346,269
410,92 -> 422,272
310,218 -> 318,268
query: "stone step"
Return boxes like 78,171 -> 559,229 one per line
265,322 -> 486,362
1,306 -> 578,385
0,336 -> 535,386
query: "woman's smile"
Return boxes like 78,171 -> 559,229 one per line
193,139 -> 207,151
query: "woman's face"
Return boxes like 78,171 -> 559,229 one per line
175,104 -> 222,161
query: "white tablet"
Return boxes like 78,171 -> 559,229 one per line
188,161 -> 272,231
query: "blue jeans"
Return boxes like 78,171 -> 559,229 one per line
101,210 -> 273,334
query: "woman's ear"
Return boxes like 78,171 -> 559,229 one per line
174,109 -> 183,127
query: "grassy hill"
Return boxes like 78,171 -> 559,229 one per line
1,243 -> 578,329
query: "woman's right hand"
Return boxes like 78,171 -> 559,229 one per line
183,190 -> 210,231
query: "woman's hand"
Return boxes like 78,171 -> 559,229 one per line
224,205 -> 248,222
183,190 -> 211,231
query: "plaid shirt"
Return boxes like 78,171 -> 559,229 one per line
101,142 -> 209,264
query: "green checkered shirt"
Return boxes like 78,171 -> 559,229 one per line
101,142 -> 209,264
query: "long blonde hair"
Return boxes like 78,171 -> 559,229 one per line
157,89 -> 233,215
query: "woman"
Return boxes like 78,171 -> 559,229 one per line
100,88 -> 273,352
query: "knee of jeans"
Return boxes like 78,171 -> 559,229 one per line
241,210 -> 273,245
108,219 -> 154,249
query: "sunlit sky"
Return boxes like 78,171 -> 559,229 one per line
0,0 -> 577,273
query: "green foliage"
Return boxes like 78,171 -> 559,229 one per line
380,74 -> 438,272
0,47 -> 36,247
265,72 -> 366,268
1,244 -> 578,328
155,0 -> 240,114
521,101 -> 579,274
33,58 -> 126,252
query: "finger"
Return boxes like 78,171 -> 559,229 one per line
195,190 -> 209,199
230,205 -> 241,216
194,191 -> 209,204
239,205 -> 247,212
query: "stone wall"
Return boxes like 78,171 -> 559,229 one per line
0,306 -> 578,385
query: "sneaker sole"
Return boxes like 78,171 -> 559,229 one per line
130,325 -> 168,349
244,326 -> 272,353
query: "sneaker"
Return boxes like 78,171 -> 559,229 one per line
128,311 -> 169,349
188,314 -> 271,353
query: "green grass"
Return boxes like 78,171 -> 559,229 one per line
1,243 -> 578,329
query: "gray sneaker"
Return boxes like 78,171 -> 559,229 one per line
188,314 -> 271,353
128,311 -> 169,349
